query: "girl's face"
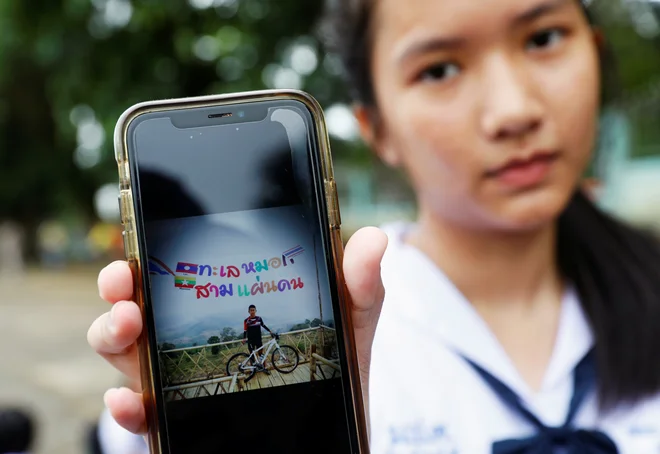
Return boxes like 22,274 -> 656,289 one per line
362,0 -> 601,231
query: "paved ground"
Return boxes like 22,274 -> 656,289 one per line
0,266 -> 123,454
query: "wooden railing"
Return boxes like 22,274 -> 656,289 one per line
309,344 -> 341,382
162,374 -> 243,400
159,326 -> 337,386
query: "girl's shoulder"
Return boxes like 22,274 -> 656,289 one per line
378,221 -> 420,273
378,221 -> 451,299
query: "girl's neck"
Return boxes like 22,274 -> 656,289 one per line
407,209 -> 563,311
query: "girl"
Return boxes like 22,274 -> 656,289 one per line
89,0 -> 660,452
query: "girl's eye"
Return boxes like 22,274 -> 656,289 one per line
417,62 -> 461,83
527,28 -> 566,50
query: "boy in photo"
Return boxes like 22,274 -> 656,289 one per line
242,305 -> 273,371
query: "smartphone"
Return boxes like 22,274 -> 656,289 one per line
114,90 -> 367,453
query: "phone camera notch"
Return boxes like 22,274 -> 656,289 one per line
208,112 -> 233,119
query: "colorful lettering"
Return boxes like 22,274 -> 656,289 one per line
291,277 -> 304,290
219,284 -> 233,297
176,277 -> 304,299
241,262 -> 256,274
199,265 -> 213,276
268,257 -> 282,269
195,282 -> 219,299
251,276 -> 265,295
254,260 -> 269,273
278,279 -> 292,292
264,280 -> 278,293
163,245 -> 308,297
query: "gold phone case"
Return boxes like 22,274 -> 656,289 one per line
114,89 -> 369,453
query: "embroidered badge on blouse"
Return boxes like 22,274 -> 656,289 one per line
388,423 -> 459,454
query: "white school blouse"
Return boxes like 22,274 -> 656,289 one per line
369,222 -> 660,454
98,407 -> 149,454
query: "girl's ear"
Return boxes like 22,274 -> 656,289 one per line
354,105 -> 402,167
592,27 -> 605,53
354,104 -> 376,147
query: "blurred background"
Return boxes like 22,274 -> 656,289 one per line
0,0 -> 658,452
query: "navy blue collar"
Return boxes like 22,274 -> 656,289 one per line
461,349 -> 618,454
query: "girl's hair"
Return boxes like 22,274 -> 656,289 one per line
321,0 -> 660,409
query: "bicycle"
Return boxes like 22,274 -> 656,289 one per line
225,333 -> 299,382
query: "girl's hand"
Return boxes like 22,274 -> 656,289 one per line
87,226 -> 387,434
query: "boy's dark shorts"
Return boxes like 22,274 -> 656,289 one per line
247,339 -> 262,353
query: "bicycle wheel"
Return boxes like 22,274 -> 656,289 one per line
226,353 -> 254,379
271,345 -> 299,373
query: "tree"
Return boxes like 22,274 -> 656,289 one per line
161,342 -> 179,358
0,0 -> 348,260
221,327 -> 238,342
2,0 -> 658,260
207,335 -> 221,355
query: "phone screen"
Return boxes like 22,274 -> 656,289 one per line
126,100 -> 356,453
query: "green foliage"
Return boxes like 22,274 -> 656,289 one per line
590,2 -> 660,158
0,0 -> 658,248
220,327 -> 239,342
290,317 -> 325,331
290,321 -> 309,331
161,342 -> 179,358
593,1 -> 660,97
207,335 -> 221,355
0,0 -> 349,247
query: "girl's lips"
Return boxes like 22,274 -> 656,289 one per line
487,151 -> 558,189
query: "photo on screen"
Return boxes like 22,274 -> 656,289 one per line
145,204 -> 342,402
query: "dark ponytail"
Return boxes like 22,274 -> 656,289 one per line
559,191 -> 660,409
322,0 -> 660,409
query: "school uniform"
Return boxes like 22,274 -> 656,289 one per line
369,222 -> 660,454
